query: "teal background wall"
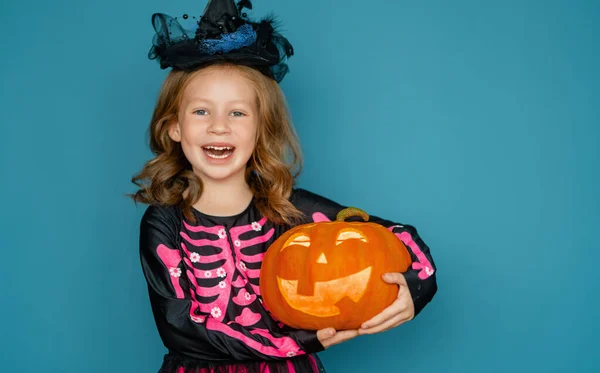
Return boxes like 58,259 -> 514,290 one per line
1,0 -> 598,372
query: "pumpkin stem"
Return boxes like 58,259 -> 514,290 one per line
336,207 -> 370,222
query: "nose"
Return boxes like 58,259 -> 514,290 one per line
207,112 -> 231,135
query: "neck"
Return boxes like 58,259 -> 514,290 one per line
193,173 -> 254,217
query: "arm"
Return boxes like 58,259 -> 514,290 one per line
290,188 -> 438,318
139,205 -> 324,362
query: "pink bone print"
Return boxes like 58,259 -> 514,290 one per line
205,319 -> 304,358
229,217 -> 274,296
180,242 -> 233,281
232,288 -> 257,306
187,290 -> 206,323
180,222 -> 236,323
177,218 -> 308,359
186,270 -> 229,321
234,308 -> 262,326
312,212 -> 330,222
156,244 -> 184,299
311,211 -> 434,279
182,220 -> 222,234
156,244 -> 207,323
395,231 -> 435,279
231,275 -> 247,288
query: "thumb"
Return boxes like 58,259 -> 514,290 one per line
382,272 -> 407,285
317,328 -> 336,341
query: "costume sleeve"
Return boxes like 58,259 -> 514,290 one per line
139,205 -> 324,362
290,189 -> 438,317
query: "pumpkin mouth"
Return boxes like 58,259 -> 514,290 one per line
276,266 -> 372,317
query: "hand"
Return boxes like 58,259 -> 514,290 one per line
316,327 -> 359,349
358,272 -> 415,335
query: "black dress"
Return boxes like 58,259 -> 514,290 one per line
139,188 -> 438,373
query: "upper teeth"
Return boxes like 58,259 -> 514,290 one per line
204,146 -> 232,150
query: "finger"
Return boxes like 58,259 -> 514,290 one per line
360,299 -> 404,329
359,313 -> 410,335
316,328 -> 336,342
320,329 -> 359,348
382,272 -> 407,286
323,330 -> 358,348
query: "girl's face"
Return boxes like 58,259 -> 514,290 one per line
170,66 -> 259,184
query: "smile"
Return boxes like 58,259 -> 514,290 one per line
202,145 -> 235,159
276,267 -> 372,317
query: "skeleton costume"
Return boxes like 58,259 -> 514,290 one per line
141,2 -> 438,372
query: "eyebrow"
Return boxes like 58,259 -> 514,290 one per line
186,98 -> 253,105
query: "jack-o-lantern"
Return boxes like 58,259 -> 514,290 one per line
260,207 -> 412,331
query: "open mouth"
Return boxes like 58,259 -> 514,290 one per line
202,145 -> 235,159
276,267 -> 372,317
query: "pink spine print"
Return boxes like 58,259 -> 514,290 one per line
229,217 -> 274,296
231,275 -> 247,288
234,308 -> 262,326
156,244 -> 185,299
232,288 -> 257,306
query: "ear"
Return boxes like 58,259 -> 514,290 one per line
167,121 -> 182,142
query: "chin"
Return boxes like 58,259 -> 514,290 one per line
194,163 -> 247,183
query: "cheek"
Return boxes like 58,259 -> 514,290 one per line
178,121 -> 205,144
238,121 -> 258,148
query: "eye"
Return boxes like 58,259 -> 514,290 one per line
281,233 -> 310,251
193,109 -> 208,116
336,229 -> 367,245
230,111 -> 246,117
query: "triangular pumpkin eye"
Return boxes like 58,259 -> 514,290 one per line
336,229 -> 368,245
316,253 -> 328,264
281,233 -> 311,251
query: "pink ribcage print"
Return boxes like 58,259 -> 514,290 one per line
177,217 -> 303,358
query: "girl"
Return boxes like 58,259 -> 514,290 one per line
131,1 -> 437,372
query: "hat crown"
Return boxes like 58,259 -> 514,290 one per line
198,0 -> 244,35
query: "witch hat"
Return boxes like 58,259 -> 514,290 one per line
197,0 -> 242,35
148,0 -> 294,82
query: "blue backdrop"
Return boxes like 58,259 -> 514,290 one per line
1,0 -> 598,372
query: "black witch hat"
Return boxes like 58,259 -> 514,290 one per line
148,0 -> 294,82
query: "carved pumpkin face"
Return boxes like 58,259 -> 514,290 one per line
260,208 -> 412,331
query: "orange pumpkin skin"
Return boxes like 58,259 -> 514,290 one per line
259,208 -> 412,331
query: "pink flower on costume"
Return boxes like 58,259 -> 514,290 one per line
234,240 -> 241,247
204,271 -> 212,278
211,307 -> 222,318
218,229 -> 227,239
251,221 -> 262,231
217,268 -> 226,278
190,252 -> 201,263
239,262 -> 247,271
169,267 -> 182,278
286,351 -> 297,357
219,281 -> 227,289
